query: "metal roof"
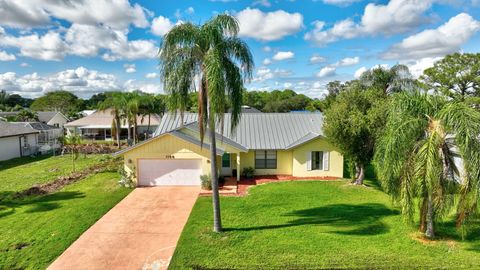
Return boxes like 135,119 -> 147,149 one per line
154,112 -> 324,150
65,109 -> 161,128
0,121 -> 39,138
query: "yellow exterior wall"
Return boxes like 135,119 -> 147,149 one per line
292,138 -> 343,178
240,150 -> 293,175
123,133 -> 213,184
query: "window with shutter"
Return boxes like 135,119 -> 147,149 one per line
311,151 -> 323,170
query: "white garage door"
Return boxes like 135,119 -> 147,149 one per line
138,159 -> 202,186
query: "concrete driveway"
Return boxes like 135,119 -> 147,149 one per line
48,186 -> 199,270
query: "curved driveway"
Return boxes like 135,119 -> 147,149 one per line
48,186 -> 199,270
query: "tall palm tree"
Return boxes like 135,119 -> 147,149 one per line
99,92 -> 125,149
360,64 -> 416,95
160,14 -> 254,232
124,92 -> 141,144
374,91 -> 480,239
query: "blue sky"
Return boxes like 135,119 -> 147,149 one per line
0,0 -> 479,99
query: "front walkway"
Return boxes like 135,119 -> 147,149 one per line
48,186 -> 199,270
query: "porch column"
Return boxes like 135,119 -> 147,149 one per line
236,153 -> 240,181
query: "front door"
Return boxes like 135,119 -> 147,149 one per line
220,153 -> 232,176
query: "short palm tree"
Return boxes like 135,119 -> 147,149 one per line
159,14 -> 254,232
62,134 -> 82,173
374,91 -> 480,238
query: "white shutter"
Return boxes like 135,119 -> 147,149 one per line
323,151 -> 329,171
306,152 -> 312,171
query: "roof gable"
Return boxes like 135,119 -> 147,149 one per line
0,121 -> 39,138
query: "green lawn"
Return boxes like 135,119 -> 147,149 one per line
0,154 -> 108,193
171,180 -> 480,269
0,171 -> 131,269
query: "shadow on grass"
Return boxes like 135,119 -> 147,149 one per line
0,191 -> 85,218
0,154 -> 53,171
226,203 -> 399,236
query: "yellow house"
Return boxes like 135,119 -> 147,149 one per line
115,113 -> 343,186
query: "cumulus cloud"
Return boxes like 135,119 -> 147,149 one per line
305,0 -> 434,46
0,24 -> 158,61
253,67 -> 293,82
322,0 -> 362,6
0,50 -> 15,61
146,72 -> 158,79
123,64 -> 136,73
0,66 -> 164,98
0,0 -> 150,29
263,46 -> 272,52
151,16 -> 175,36
401,57 -> 443,77
237,8 -> 303,41
354,66 -> 368,78
272,51 -> 295,61
20,62 -> 30,67
185,7 -> 195,14
316,66 -> 336,78
382,13 -> 480,60
262,58 -> 272,65
334,56 -> 359,67
310,54 -> 326,64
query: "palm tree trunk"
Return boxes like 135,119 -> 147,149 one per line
419,197 -> 428,232
354,163 -> 365,185
208,109 -> 222,233
425,195 -> 435,239
147,114 -> 151,134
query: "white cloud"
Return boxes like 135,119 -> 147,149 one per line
0,24 -> 158,61
382,13 -> 480,60
402,57 -> 442,77
123,64 -> 136,73
237,8 -> 303,41
151,16 -> 175,36
0,0 -> 150,29
305,0 -> 435,46
20,62 -> 30,67
0,50 -> 15,61
334,56 -> 359,67
316,66 -> 336,78
124,79 -> 162,94
262,58 -> 272,65
253,67 -> 293,82
354,66 -> 367,78
263,46 -> 272,52
272,51 -> 295,61
253,0 -> 272,7
284,82 -> 293,88
146,72 -> 158,79
310,54 -> 326,64
185,7 -> 195,14
0,67 -> 121,97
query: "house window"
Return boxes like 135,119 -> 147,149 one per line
312,151 -> 324,170
255,150 -> 277,169
222,153 -> 230,168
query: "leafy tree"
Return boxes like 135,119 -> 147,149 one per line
5,93 -> 33,108
85,92 -> 107,109
421,52 -> 480,101
318,81 -> 347,111
360,64 -> 416,94
160,14 -> 254,232
323,82 -> 387,185
16,109 -> 38,122
374,91 -> 480,239
30,90 -> 82,115
0,90 -> 9,105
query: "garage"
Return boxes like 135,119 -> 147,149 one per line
137,159 -> 202,186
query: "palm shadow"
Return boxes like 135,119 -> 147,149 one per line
226,203 -> 399,236
0,191 -> 85,217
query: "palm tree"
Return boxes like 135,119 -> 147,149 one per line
360,64 -> 416,95
160,14 -> 254,232
374,91 -> 480,239
99,92 -> 125,149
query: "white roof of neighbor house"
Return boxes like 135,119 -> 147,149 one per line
154,112 -> 324,150
65,109 -> 161,128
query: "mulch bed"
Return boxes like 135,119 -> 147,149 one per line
14,158 -> 121,199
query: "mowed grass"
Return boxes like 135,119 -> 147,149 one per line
0,154 -> 108,193
170,180 -> 480,269
0,171 -> 131,269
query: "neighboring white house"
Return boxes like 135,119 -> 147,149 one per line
65,109 -> 161,141
0,121 -> 39,161
21,122 -> 63,153
37,111 -> 70,128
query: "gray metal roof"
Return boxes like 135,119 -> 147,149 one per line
154,112 -> 324,150
37,111 -> 59,123
0,121 -> 39,138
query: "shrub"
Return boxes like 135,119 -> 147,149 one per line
242,167 -> 255,179
200,174 -> 212,190
118,166 -> 135,188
